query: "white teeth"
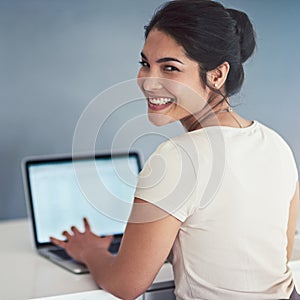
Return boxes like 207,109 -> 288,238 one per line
148,97 -> 174,105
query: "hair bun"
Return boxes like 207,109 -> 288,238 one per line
227,8 -> 256,63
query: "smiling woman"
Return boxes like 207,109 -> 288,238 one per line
137,29 -> 209,127
51,1 -> 299,299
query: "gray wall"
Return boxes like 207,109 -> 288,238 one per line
1,0 -> 300,220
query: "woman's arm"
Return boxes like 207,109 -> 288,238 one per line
51,198 -> 182,300
286,181 -> 299,261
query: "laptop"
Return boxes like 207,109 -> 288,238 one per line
22,152 -> 142,274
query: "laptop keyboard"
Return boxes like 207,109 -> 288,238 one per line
109,236 -> 122,254
49,248 -> 72,260
49,236 -> 122,260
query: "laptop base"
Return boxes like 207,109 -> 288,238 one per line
39,246 -> 89,274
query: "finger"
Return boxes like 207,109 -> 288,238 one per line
50,237 -> 66,249
101,235 -> 114,248
106,235 -> 114,243
102,235 -> 114,244
62,230 -> 72,239
71,226 -> 81,235
83,217 -> 91,232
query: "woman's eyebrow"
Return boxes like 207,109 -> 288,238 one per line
141,52 -> 184,64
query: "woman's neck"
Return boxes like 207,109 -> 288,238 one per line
180,104 -> 250,132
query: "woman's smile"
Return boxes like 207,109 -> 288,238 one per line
147,96 -> 176,111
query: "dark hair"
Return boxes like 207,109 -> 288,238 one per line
145,0 -> 256,102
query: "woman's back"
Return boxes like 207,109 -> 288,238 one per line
136,120 -> 298,299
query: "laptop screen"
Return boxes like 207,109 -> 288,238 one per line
25,153 -> 141,245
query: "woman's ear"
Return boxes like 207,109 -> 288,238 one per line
206,61 -> 230,90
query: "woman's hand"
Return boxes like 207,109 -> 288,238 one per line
50,218 -> 113,264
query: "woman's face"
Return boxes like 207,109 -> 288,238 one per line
137,29 -> 211,127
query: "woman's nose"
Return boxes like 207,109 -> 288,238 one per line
142,76 -> 163,92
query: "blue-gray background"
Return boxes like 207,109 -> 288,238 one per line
1,0 -> 299,220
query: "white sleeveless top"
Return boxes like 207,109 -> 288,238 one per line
135,121 -> 298,300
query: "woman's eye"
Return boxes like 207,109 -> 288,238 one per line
164,65 -> 180,72
139,61 -> 150,68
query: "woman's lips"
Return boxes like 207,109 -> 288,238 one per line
147,97 -> 175,111
148,101 -> 174,111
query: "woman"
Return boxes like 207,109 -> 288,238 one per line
51,1 -> 299,299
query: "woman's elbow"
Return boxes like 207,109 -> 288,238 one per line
100,279 -> 150,300
114,291 -> 144,300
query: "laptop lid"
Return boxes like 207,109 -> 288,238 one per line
22,152 -> 141,249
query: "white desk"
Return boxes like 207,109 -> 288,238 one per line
3,219 -> 300,300
0,219 -> 174,300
